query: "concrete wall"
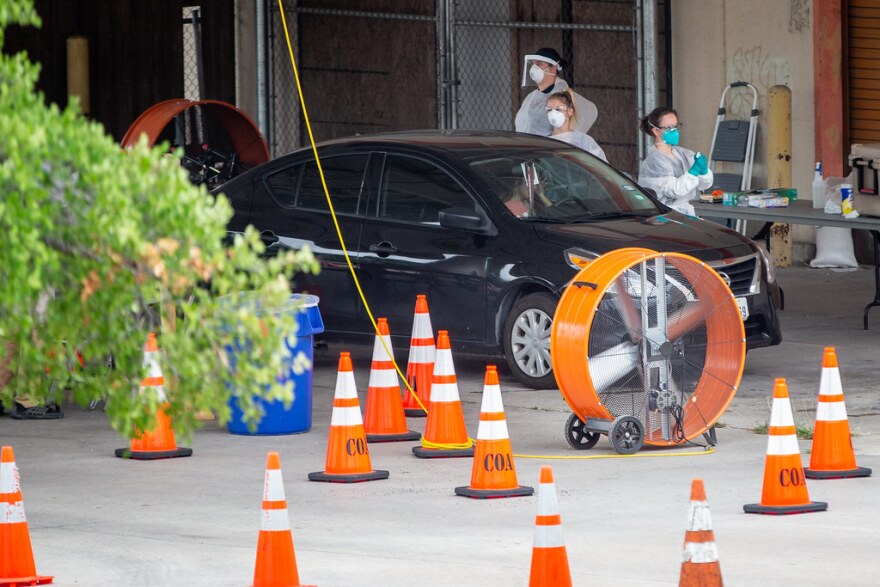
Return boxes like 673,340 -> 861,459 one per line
671,0 -> 816,254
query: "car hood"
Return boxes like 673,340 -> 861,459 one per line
531,212 -> 755,262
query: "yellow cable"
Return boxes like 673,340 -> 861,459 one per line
276,4 -> 711,460
513,446 -> 715,460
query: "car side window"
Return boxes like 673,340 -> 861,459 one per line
264,154 -> 369,215
380,155 -> 474,225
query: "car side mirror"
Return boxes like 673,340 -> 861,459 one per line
439,207 -> 484,231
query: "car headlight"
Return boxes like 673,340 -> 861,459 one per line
756,243 -> 777,283
565,248 -> 598,271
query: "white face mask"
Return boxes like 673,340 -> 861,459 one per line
548,110 -> 566,129
529,64 -> 545,84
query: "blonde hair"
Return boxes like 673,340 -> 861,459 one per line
548,89 -> 578,128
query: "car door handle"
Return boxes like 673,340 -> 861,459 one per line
369,241 -> 397,257
260,230 -> 279,246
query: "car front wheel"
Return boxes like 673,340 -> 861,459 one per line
503,292 -> 558,389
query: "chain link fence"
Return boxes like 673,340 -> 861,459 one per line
268,0 -> 666,174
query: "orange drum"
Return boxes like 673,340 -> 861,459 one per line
551,248 -> 745,453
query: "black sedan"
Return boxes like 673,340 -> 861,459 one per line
219,130 -> 781,389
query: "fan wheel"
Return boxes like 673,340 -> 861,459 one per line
552,248 -> 745,448
608,415 -> 644,454
564,413 -> 601,450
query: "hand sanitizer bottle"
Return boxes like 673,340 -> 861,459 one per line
812,162 -> 824,209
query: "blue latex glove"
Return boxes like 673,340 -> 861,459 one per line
688,152 -> 708,176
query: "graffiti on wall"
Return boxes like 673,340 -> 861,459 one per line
789,0 -> 810,34
727,46 -> 791,119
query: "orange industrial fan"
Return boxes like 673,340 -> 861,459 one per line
551,248 -> 746,454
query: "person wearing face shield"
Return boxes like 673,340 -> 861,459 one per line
546,90 -> 607,163
514,47 -> 598,137
637,106 -> 713,216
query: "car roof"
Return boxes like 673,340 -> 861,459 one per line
289,129 -> 569,158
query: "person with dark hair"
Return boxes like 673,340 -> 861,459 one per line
546,90 -> 607,162
637,106 -> 712,216
515,47 -> 598,137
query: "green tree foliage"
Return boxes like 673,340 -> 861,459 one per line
0,0 -> 318,437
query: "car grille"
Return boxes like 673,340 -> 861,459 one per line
709,256 -> 758,296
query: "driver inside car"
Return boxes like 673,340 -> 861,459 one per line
502,163 -> 553,218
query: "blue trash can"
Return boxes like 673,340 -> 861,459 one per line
227,294 -> 324,435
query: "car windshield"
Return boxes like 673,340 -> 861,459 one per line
467,148 -> 660,221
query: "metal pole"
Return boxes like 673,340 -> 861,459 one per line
436,0 -> 447,129
635,0 -> 645,161
447,0 -> 458,129
643,0 -> 658,136
256,0 -> 269,145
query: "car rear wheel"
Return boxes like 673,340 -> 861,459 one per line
503,292 -> 558,389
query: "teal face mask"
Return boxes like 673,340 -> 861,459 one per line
662,128 -> 680,146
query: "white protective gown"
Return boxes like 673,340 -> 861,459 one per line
515,79 -> 598,137
638,145 -> 713,216
551,131 -> 607,162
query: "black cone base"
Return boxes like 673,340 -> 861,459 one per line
412,445 -> 475,459
308,469 -> 390,483
454,485 -> 535,499
743,501 -> 828,515
115,447 -> 193,460
366,430 -> 421,443
805,465 -> 872,479
404,408 -> 427,417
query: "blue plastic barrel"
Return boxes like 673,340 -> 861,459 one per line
227,294 -> 324,435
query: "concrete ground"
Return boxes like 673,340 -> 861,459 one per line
2,265 -> 879,586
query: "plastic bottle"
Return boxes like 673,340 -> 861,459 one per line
812,162 -> 824,209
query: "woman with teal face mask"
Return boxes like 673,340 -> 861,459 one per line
637,107 -> 713,216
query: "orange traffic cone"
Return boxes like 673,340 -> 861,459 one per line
403,295 -> 434,417
412,330 -> 474,459
251,452 -> 315,587
805,347 -> 872,479
115,333 -> 192,460
0,446 -> 54,586
308,352 -> 389,483
528,466 -> 572,587
744,378 -> 827,515
364,318 -> 420,443
680,479 -> 722,587
455,366 -> 533,498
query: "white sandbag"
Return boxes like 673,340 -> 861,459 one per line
809,226 -> 858,268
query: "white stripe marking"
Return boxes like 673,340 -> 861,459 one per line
408,346 -> 435,363
682,541 -> 719,563
429,382 -> 461,403
333,372 -> 359,399
477,419 -> 510,441
264,470 -> 286,501
0,502 -> 27,524
330,406 -> 364,426
686,501 -> 713,531
260,508 -> 291,531
767,434 -> 801,455
411,316 -> 434,338
479,386 -> 504,414
816,401 -> 848,422
369,369 -> 399,388
432,350 -> 456,377
0,462 -> 18,493
769,397 -> 794,426
533,525 -> 565,548
536,482 -> 560,516
819,368 -> 843,396
371,334 -> 394,362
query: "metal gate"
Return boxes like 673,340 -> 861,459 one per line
267,0 -> 665,174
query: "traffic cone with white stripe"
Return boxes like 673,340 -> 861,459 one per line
412,330 -> 474,458
364,318 -> 420,443
680,479 -> 722,587
251,452 -> 315,587
115,333 -> 192,460
805,347 -> 872,479
403,295 -> 434,417
0,446 -> 53,586
744,378 -> 827,515
308,352 -> 389,483
455,366 -> 533,498
528,466 -> 571,587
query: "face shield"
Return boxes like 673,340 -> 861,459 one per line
521,54 -> 561,87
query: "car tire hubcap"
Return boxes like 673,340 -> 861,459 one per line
511,308 -> 552,378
